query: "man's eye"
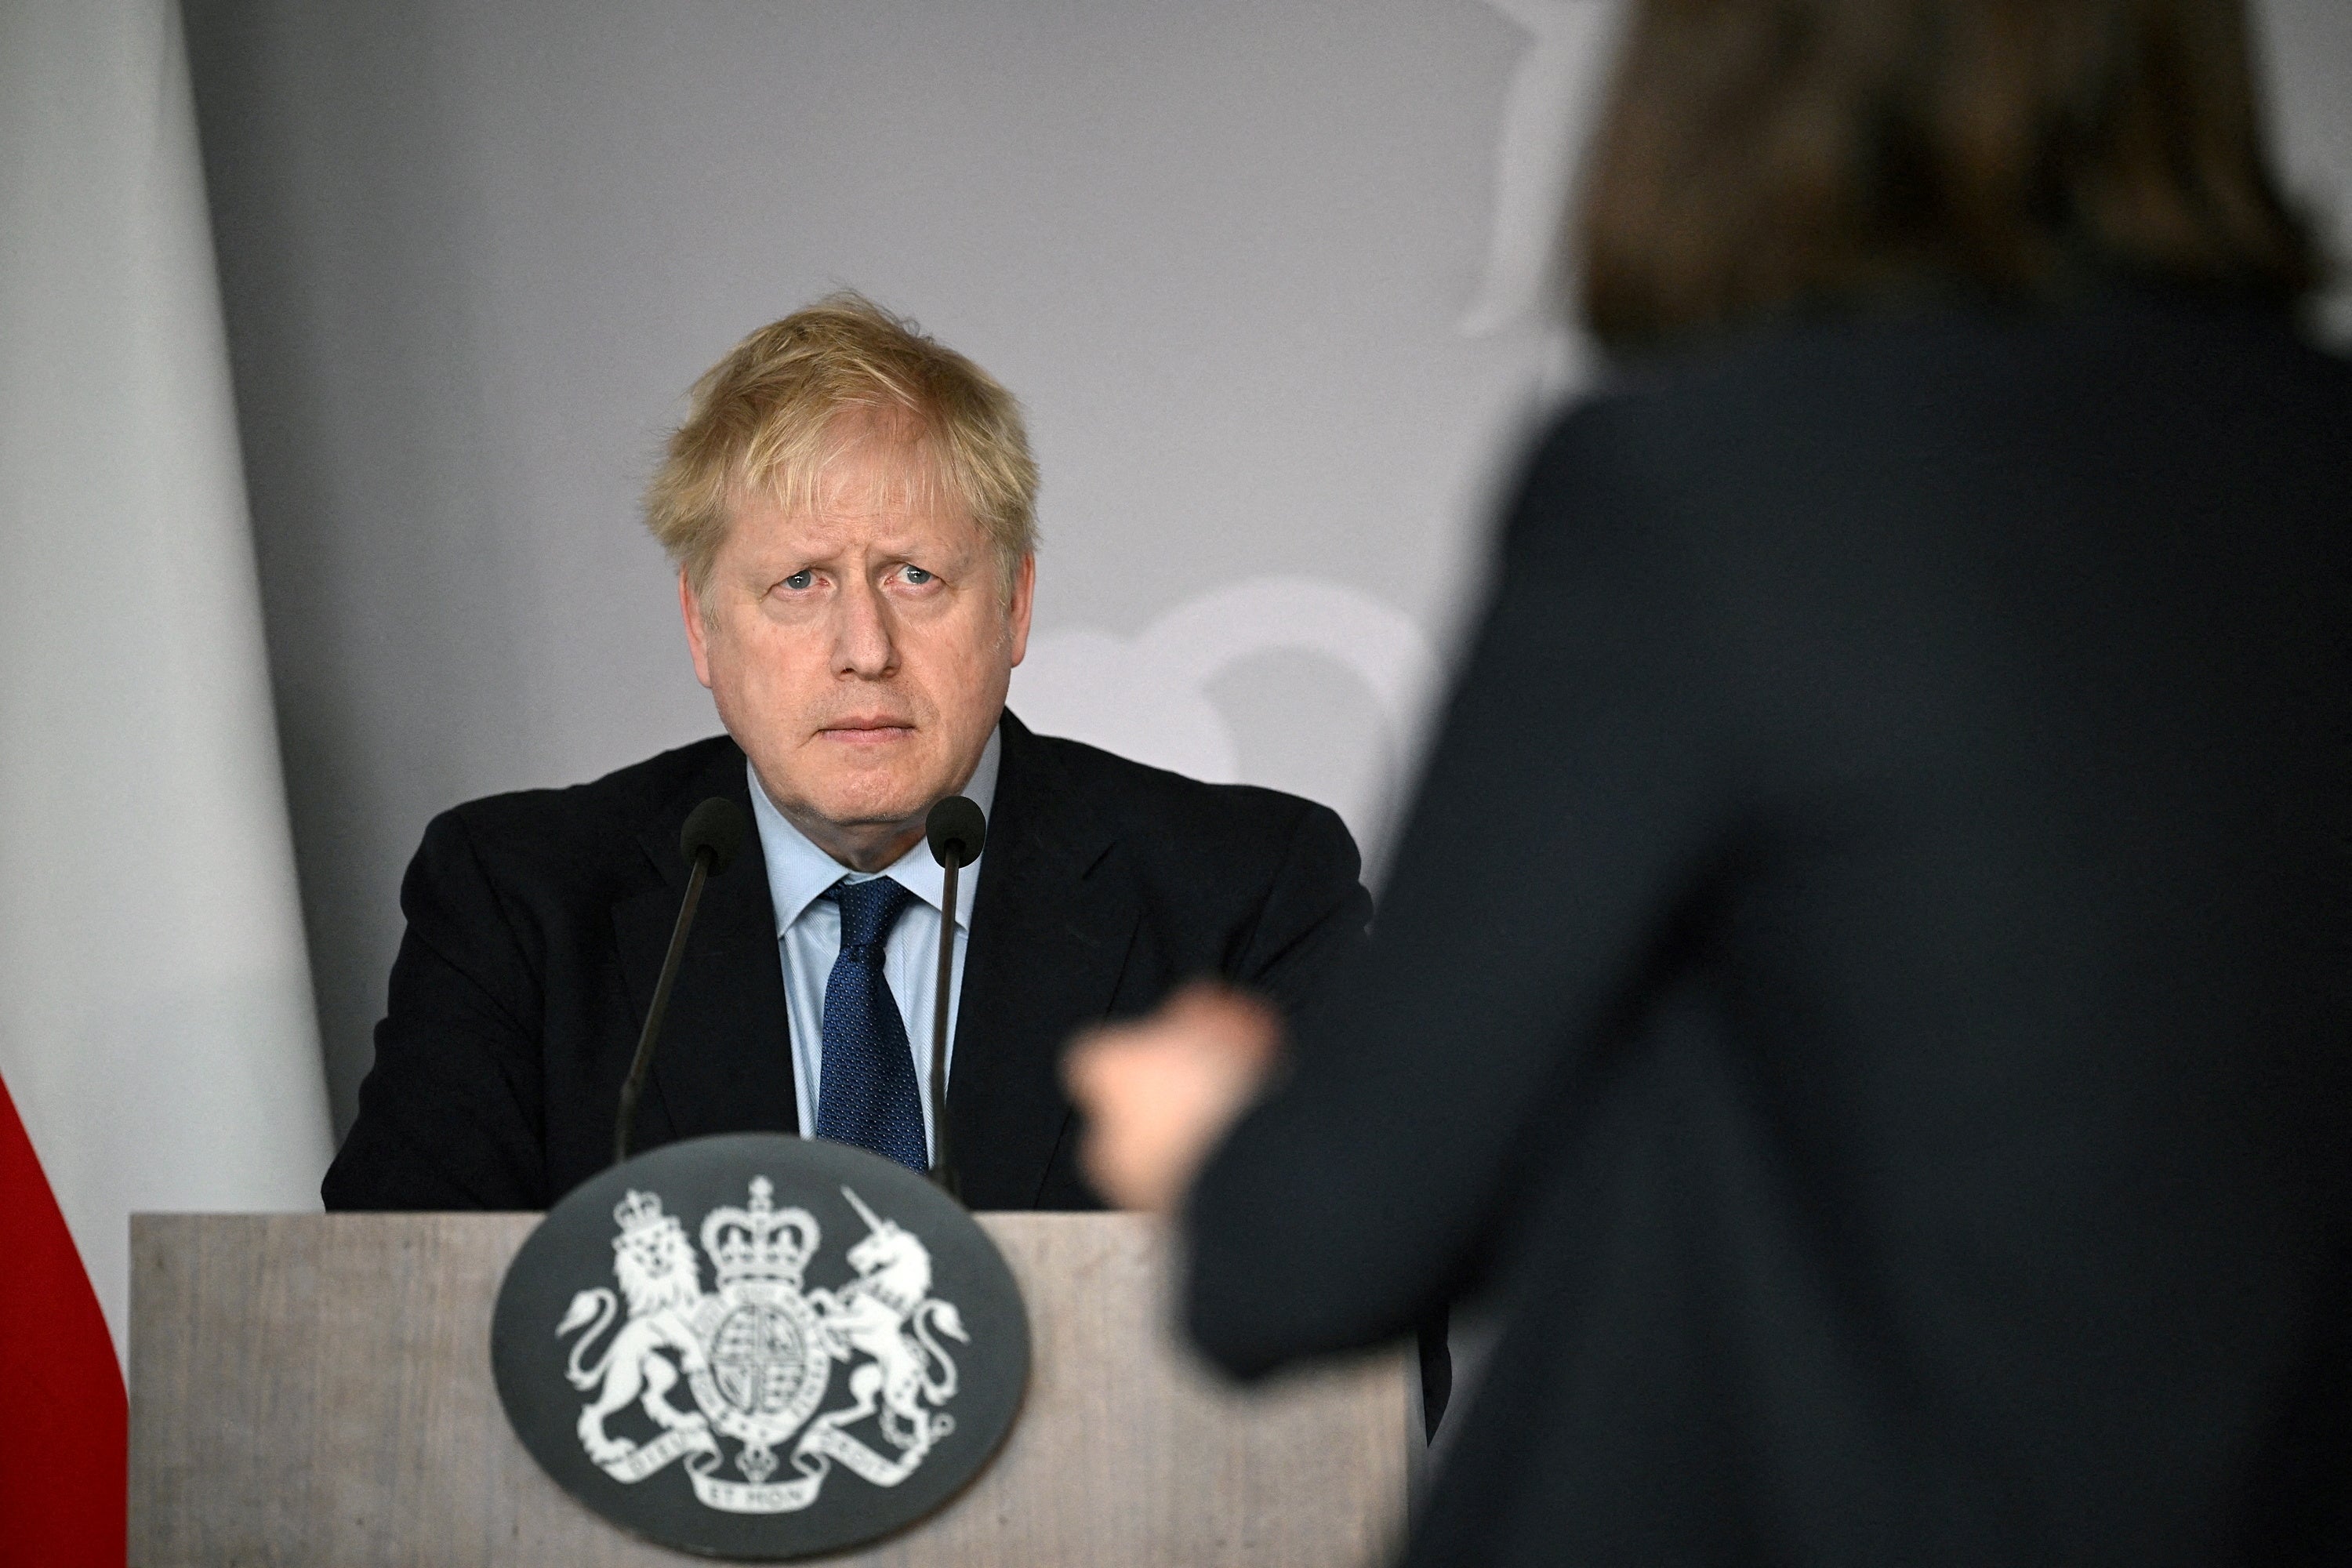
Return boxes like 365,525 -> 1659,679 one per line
902,566 -> 935,586
782,570 -> 814,591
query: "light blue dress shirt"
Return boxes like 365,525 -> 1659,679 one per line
746,729 -> 999,1150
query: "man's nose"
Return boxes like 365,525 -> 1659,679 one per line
832,577 -> 897,678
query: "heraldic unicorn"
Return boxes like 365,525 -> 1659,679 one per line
554,1175 -> 970,1514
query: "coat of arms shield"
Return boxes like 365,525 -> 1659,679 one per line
492,1134 -> 1029,1559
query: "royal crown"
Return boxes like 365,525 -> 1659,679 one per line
613,1188 -> 667,1233
700,1176 -> 819,1287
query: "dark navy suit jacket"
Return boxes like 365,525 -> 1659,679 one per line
324,710 -> 1372,1213
1187,290 -> 2352,1566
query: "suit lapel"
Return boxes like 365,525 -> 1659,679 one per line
951,713 -> 1138,1208
612,742 -> 798,1149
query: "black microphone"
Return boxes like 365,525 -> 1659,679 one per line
923,796 -> 985,1197
612,797 -> 750,1167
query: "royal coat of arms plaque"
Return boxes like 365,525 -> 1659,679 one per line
491,1133 -> 1030,1559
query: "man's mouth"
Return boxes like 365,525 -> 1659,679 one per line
818,717 -> 916,745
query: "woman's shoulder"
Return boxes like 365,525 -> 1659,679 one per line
1523,287 -> 2348,516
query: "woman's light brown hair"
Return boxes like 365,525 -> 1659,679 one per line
1578,0 -> 2325,348
647,292 -> 1038,597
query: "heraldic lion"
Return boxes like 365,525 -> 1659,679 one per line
557,1192 -> 709,1465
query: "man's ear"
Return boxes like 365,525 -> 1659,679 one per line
1005,553 -> 1036,668
680,571 -> 716,690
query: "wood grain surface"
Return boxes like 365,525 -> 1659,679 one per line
129,1212 -> 1410,1566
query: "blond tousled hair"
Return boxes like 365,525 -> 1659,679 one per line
646,292 -> 1039,596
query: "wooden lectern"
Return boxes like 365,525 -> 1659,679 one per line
129,1213 -> 1412,1566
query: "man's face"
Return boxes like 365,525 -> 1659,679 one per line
683,428 -> 1033,870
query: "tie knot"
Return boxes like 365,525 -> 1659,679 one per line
826,875 -> 916,953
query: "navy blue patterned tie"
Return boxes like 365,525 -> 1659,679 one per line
814,876 -> 927,1171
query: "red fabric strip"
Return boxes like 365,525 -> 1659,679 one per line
0,1071 -> 125,1568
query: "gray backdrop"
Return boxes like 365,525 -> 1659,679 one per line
183,0 -> 2352,1136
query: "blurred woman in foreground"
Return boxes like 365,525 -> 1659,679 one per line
1067,2 -> 2351,1563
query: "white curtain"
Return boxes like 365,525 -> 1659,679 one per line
0,0 -> 335,1355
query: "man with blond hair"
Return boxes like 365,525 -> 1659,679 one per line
321,293 -> 1375,1215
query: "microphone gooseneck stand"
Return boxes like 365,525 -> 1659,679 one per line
612,797 -> 749,1167
923,796 -> 987,1200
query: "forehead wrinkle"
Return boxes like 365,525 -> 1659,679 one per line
726,477 -> 989,581
738,426 -> 964,543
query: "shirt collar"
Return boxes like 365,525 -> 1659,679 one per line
746,724 -> 1000,937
